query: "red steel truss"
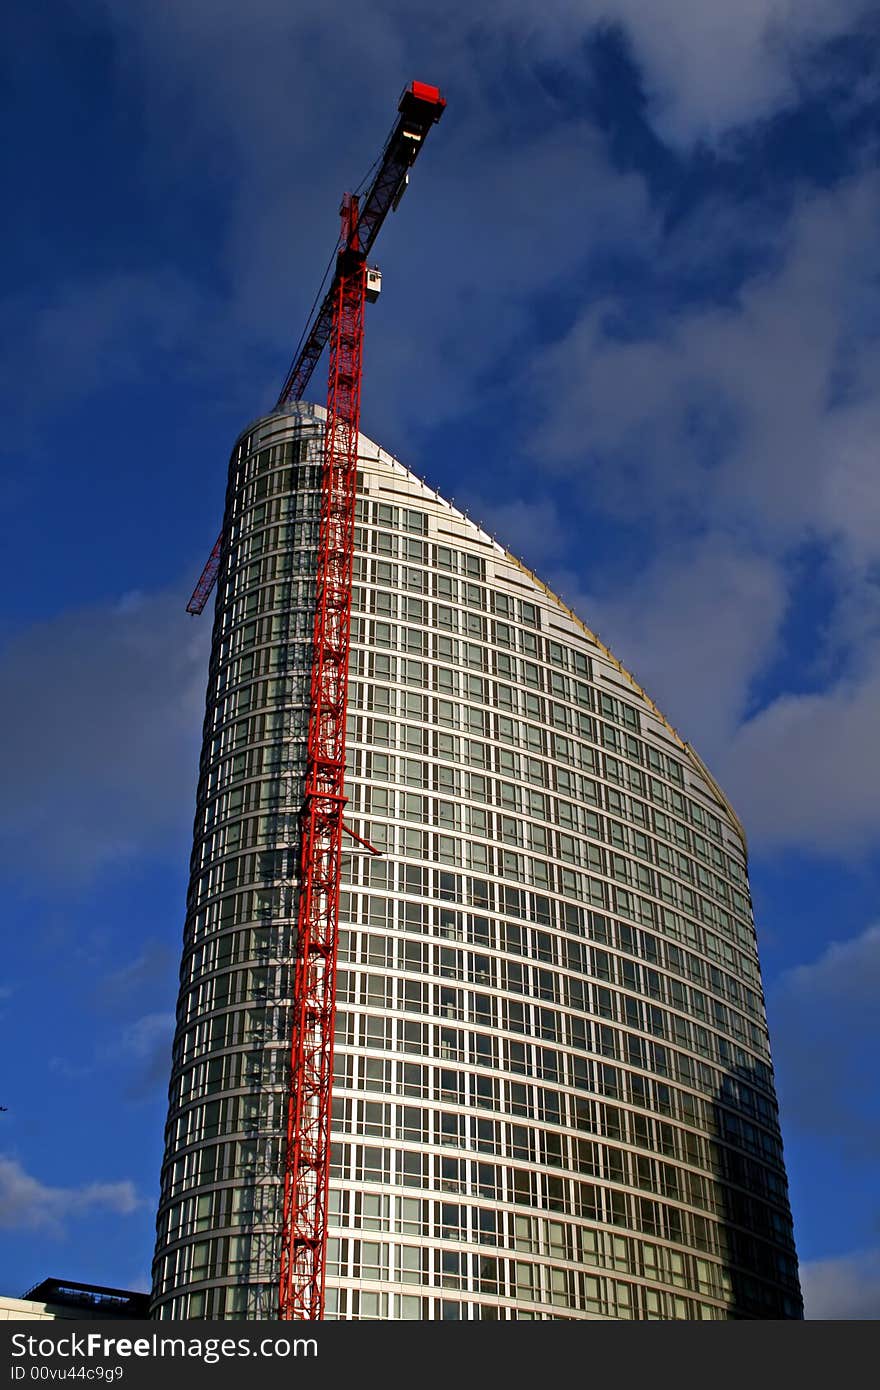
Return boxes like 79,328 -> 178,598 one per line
182,81 -> 444,1315
185,534 -> 222,616
276,82 -> 445,1323
278,197 -> 366,1321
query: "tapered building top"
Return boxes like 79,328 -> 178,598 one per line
151,403 -> 801,1320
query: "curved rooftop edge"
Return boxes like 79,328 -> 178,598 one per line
502,553 -> 749,859
246,400 -> 749,857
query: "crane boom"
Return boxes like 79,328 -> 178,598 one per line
185,81 -> 445,617
275,81 -> 446,409
185,534 -> 222,616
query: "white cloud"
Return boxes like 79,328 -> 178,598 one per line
5,4 -> 876,871
0,586 -> 209,880
800,1248 -> 880,1319
720,668 -> 880,852
585,1 -> 867,144
0,1156 -> 141,1234
514,170 -> 880,855
122,1012 -> 175,1060
529,173 -> 880,562
118,1013 -> 176,1100
779,922 -> 880,1007
94,946 -> 176,1014
467,1 -> 872,143
7,3 -> 658,445
768,924 -> 880,1155
362,120 -> 651,449
71,0 -> 873,449
48,1010 -> 176,1095
95,0 -> 872,153
0,271 -> 211,423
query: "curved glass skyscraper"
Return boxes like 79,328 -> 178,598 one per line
151,403 -> 802,1320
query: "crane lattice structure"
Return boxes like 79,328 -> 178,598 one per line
186,81 -> 446,1320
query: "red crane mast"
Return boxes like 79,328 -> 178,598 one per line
280,87 -> 444,1319
186,81 -> 446,1320
277,192 -> 367,1322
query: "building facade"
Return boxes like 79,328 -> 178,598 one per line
151,403 -> 802,1320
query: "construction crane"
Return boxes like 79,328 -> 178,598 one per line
187,81 -> 445,1321
186,81 -> 445,615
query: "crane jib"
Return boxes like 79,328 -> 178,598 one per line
187,81 -> 444,615
274,82 -> 445,410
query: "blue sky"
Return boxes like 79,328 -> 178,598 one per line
2,0 -> 879,1318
